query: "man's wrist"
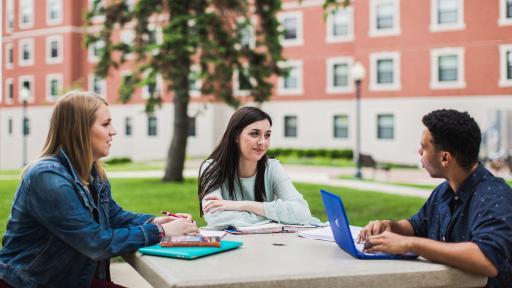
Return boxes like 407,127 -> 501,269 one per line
154,222 -> 165,239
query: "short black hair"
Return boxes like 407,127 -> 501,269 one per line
422,109 -> 481,169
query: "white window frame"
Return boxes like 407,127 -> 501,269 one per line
18,75 -> 35,103
6,0 -> 14,32
430,47 -> 465,89
278,11 -> 304,47
142,73 -> 163,100
376,113 -> 395,140
19,0 -> 34,29
499,44 -> 512,87
120,30 -> 136,59
277,60 -> 304,95
430,0 -> 465,32
5,78 -> 14,104
188,65 -> 202,97
332,114 -> 350,139
369,51 -> 401,91
46,73 -> 63,102
18,38 -> 34,66
46,0 -> 63,25
88,0 -> 106,22
326,7 -> 354,43
5,43 -> 14,69
369,0 -> 401,37
89,74 -> 107,97
326,57 -> 354,94
234,67 -> 252,96
88,39 -> 105,63
237,17 -> 256,49
46,35 -> 63,64
499,0 -> 512,26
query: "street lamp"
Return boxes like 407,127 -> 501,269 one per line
20,87 -> 30,167
350,61 -> 366,179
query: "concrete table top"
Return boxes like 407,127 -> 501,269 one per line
123,233 -> 487,288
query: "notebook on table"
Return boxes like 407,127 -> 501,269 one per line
227,223 -> 317,234
138,240 -> 242,260
320,189 -> 417,260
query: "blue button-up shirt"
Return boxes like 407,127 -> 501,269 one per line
0,149 -> 160,287
409,164 -> 512,287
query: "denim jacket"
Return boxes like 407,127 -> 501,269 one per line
0,149 -> 160,287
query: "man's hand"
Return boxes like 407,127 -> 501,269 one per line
357,220 -> 393,243
161,218 -> 198,236
364,231 -> 413,255
151,213 -> 193,225
203,195 -> 243,214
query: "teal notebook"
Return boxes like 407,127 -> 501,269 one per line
138,240 -> 242,260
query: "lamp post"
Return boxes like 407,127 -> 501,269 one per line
350,62 -> 366,179
20,87 -> 30,167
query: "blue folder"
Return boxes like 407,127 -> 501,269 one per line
138,240 -> 242,260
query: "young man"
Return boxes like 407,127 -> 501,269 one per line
358,109 -> 512,287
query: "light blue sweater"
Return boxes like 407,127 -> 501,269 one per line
201,159 -> 322,229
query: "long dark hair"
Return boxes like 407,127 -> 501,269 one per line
198,106 -> 272,215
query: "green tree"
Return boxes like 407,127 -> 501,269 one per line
86,0 -> 285,182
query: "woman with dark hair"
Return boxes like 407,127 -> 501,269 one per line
0,91 -> 198,288
198,106 -> 320,229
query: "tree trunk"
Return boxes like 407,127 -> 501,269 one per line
163,93 -> 189,182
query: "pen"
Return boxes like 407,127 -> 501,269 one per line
161,210 -> 186,218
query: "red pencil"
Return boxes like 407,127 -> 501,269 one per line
161,210 -> 186,218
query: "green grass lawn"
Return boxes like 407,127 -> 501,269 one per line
0,178 -> 425,242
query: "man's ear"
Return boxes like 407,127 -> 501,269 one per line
440,151 -> 452,167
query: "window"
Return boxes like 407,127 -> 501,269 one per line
5,79 -> 14,104
46,74 -> 63,101
19,76 -> 34,103
499,44 -> 512,87
189,66 -> 202,97
126,0 -> 136,11
369,0 -> 401,37
89,0 -> 105,22
430,47 -> 465,89
142,74 -> 162,99
377,114 -> 394,139
238,17 -> 256,49
6,0 -> 14,32
88,40 -> 105,63
188,116 -> 196,137
278,60 -> 303,95
370,52 -> 401,91
23,118 -> 30,136
6,44 -> 13,68
430,0 -> 464,32
47,0 -> 62,25
125,117 -> 133,136
120,30 -> 135,57
89,74 -> 107,97
234,67 -> 251,96
284,116 -> 298,138
8,119 -> 13,135
46,35 -> 63,64
499,0 -> 512,26
147,116 -> 158,136
278,12 -> 303,46
19,39 -> 34,66
333,115 -> 349,138
327,57 -> 353,93
20,0 -> 34,28
326,7 -> 354,42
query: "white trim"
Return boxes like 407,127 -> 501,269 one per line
5,43 -> 14,69
120,30 -> 136,59
326,7 -> 354,43
89,74 -> 107,98
3,26 -> 85,41
46,0 -> 63,26
6,0 -> 14,33
283,0 -> 324,10
46,74 -> 63,102
499,44 -> 512,87
18,75 -> 35,103
369,51 -> 401,91
4,78 -> 14,104
430,47 -> 466,89
88,39 -> 105,63
46,35 -> 64,64
237,17 -> 257,49
18,38 -> 35,67
369,0 -> 401,37
278,11 -> 304,47
278,60 -> 304,95
499,0 -> 512,26
376,113 -> 395,140
19,0 -> 34,29
430,0 -> 465,32
332,114 -> 350,139
88,0 -> 106,23
234,67 -> 251,97
189,65 -> 202,97
142,73 -> 163,100
326,57 -> 354,94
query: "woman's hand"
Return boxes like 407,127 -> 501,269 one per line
202,195 -> 243,214
161,219 -> 198,236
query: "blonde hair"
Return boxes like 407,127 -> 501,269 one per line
34,91 -> 109,184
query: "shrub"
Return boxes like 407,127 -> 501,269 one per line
105,157 -> 132,165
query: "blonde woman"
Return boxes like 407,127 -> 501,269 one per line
0,91 -> 198,288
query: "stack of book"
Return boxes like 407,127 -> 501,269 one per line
160,235 -> 222,247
